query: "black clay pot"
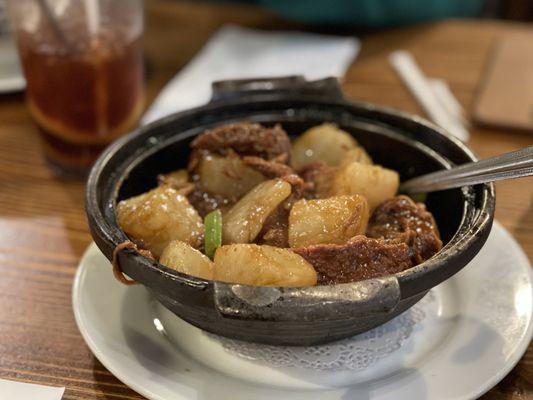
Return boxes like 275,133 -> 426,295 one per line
86,76 -> 495,346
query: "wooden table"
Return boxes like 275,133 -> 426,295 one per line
0,1 -> 531,398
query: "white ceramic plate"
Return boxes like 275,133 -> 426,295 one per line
72,221 -> 533,400
0,38 -> 25,93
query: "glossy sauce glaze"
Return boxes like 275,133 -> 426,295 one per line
117,122 -> 443,286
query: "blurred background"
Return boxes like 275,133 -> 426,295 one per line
1,0 -> 531,173
207,0 -> 533,26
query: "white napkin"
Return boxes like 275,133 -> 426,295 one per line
143,25 -> 360,124
0,378 -> 64,400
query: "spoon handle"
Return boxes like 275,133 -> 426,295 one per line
400,146 -> 533,194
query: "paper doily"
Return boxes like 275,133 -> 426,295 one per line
208,291 -> 434,372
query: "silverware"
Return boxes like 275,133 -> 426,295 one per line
400,146 -> 533,194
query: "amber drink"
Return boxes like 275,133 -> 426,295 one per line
9,0 -> 144,176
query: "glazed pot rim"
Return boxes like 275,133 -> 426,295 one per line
86,90 -> 495,301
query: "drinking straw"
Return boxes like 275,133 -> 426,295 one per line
83,0 -> 109,136
35,0 -> 73,51
83,0 -> 99,37
429,78 -> 469,128
389,50 -> 470,142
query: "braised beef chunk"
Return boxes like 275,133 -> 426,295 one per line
367,195 -> 442,264
244,157 -> 305,200
187,187 -> 231,218
190,122 -> 291,162
257,206 -> 290,247
186,124 -> 294,219
256,173 -> 305,248
298,161 -> 336,199
242,156 -> 294,178
293,235 -> 412,284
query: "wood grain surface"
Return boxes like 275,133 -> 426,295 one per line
0,1 -> 531,398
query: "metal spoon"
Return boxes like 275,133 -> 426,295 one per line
400,146 -> 533,194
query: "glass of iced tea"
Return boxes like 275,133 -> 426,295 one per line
8,0 -> 144,177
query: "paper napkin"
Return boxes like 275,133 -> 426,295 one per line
0,378 -> 64,400
143,25 -> 359,124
